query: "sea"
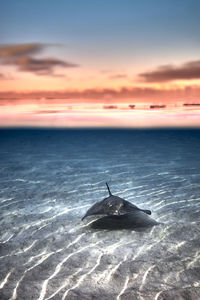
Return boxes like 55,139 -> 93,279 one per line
0,128 -> 200,300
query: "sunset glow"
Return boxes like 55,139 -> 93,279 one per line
1,0 -> 200,127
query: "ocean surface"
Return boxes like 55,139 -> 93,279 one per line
0,129 -> 200,300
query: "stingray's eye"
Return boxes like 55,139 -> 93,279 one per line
108,203 -> 113,207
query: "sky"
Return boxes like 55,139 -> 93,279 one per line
0,0 -> 200,127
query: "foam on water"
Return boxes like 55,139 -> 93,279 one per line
0,129 -> 200,300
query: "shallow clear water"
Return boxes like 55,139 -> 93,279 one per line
0,129 -> 200,300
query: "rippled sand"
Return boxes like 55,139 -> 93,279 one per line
0,129 -> 200,300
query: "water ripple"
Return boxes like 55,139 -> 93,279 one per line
1,129 -> 200,299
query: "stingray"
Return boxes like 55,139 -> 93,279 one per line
89,211 -> 159,230
82,182 -> 151,220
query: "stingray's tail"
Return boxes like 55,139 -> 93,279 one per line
141,209 -> 151,215
106,182 -> 112,196
81,214 -> 86,221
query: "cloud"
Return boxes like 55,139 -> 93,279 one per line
0,73 -> 8,80
1,85 -> 200,106
108,74 -> 128,79
0,73 -> 13,80
139,60 -> 200,82
9,57 -> 78,76
103,105 -> 118,109
0,43 -> 79,76
33,110 -> 62,114
0,43 -> 44,58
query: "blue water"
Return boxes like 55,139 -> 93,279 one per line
0,129 -> 200,300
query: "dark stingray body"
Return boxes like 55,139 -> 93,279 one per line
90,211 -> 159,230
82,183 -> 151,220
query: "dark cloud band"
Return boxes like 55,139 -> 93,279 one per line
139,60 -> 200,82
1,85 -> 200,105
0,43 -> 79,77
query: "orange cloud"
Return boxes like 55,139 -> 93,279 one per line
0,73 -> 13,80
0,85 -> 200,105
108,74 -> 128,79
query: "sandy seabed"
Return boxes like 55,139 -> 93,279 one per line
0,129 -> 200,300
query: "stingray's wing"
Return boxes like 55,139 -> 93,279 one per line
82,200 -> 106,220
90,211 -> 158,230
123,200 -> 151,215
121,200 -> 139,213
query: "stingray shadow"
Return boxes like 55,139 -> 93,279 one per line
89,211 -> 159,231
